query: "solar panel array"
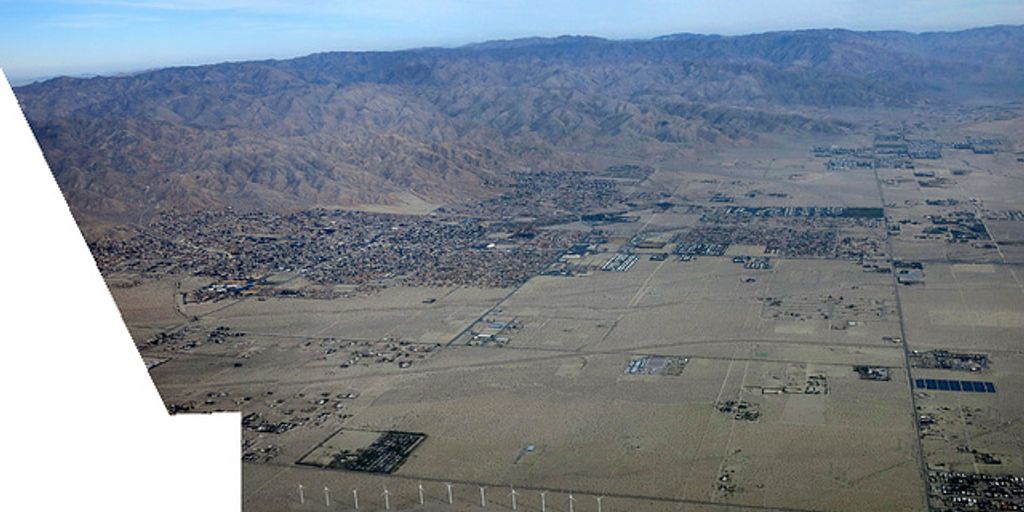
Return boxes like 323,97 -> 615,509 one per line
915,378 -> 996,393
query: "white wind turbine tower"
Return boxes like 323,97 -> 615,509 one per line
382,487 -> 391,511
539,491 -> 548,512
446,483 -> 454,504
352,489 -> 359,510
568,492 -> 576,512
480,486 -> 487,507
324,486 -> 331,507
509,487 -> 519,511
298,483 -> 305,505
596,496 -> 604,512
418,482 -> 425,505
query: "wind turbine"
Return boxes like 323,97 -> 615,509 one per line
480,486 -> 487,507
539,491 -> 547,512
446,483 -> 454,504
382,487 -> 391,511
418,482 -> 425,505
568,492 -> 576,512
324,486 -> 331,507
298,483 -> 305,505
596,496 -> 604,512
352,489 -> 359,510
509,487 -> 519,511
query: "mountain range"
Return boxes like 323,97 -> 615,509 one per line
15,25 -> 1024,224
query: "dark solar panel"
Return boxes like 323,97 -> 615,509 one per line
913,378 -> 996,393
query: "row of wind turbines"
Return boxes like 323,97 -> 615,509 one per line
298,482 -> 606,511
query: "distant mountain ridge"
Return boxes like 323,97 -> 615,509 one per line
15,26 -> 1024,224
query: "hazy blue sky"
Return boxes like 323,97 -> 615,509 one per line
2,0 -> 1023,84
